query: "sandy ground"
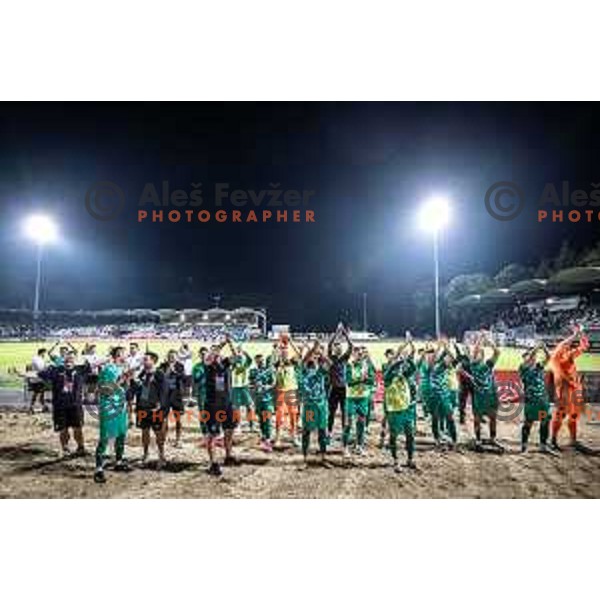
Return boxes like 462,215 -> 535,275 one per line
1,403 -> 599,498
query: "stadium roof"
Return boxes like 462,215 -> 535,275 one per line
452,267 -> 600,308
508,278 -> 548,298
453,294 -> 483,307
547,267 -> 600,291
479,288 -> 513,305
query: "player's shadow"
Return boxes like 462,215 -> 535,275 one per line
572,443 -> 600,456
348,459 -> 390,470
234,455 -> 271,466
467,440 -> 508,455
0,443 -> 56,461
136,460 -> 196,473
12,455 -> 91,474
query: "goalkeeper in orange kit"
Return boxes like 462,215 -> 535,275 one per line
549,325 -> 589,451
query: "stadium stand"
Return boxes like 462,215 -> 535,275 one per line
0,307 -> 267,341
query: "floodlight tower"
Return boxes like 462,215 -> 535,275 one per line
22,214 -> 58,332
418,197 -> 451,339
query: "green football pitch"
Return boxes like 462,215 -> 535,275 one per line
1,339 -> 599,389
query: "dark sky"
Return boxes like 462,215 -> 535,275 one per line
1,102 -> 599,332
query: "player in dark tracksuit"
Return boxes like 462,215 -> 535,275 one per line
159,350 -> 186,447
39,351 -> 88,456
457,344 -> 474,424
326,324 -> 353,439
203,340 -> 237,476
130,351 -> 169,466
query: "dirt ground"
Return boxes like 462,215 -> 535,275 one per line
1,405 -> 599,498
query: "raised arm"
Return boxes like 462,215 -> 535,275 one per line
288,337 -> 303,359
226,337 -> 237,355
327,329 -> 339,359
396,340 -> 409,358
534,342 -> 551,366
303,341 -> 320,364
365,359 -> 376,386
340,327 -> 353,361
568,333 -> 589,360
487,337 -> 500,366
553,328 -> 580,356
47,341 -> 60,360
435,338 -> 450,361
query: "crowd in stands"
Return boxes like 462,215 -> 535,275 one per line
488,303 -> 600,336
3,302 -> 600,343
0,322 -> 253,342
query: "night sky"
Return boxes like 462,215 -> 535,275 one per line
1,102 -> 599,332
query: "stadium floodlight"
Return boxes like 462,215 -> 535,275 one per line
23,214 -> 58,246
22,214 -> 59,331
418,196 -> 451,233
418,197 -> 451,339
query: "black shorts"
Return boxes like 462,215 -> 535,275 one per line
136,407 -> 165,431
53,405 -> 84,432
30,381 -> 46,394
168,397 -> 185,418
183,375 -> 193,389
86,374 -> 99,386
203,396 -> 237,436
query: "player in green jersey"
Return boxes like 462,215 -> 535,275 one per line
382,346 -> 417,472
229,340 -> 255,431
344,346 -> 375,457
403,335 -> 419,427
272,337 -> 302,448
192,347 -> 208,435
430,340 -> 458,448
462,334 -> 501,451
361,346 -> 377,436
417,343 -> 437,440
518,342 -> 554,453
250,354 -> 276,452
379,338 -> 415,448
48,340 -> 77,368
94,346 -> 131,483
298,341 -> 329,467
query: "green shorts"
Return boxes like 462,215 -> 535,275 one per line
524,399 -> 551,422
421,389 -> 435,412
447,389 -> 458,409
302,400 -> 328,431
195,391 -> 206,410
255,397 -> 274,416
98,396 -> 129,440
472,391 -> 498,417
433,390 -> 456,416
231,387 -> 253,408
345,397 -> 369,420
387,405 -> 416,437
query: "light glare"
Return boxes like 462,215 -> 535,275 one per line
23,214 -> 58,245
419,197 -> 451,233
